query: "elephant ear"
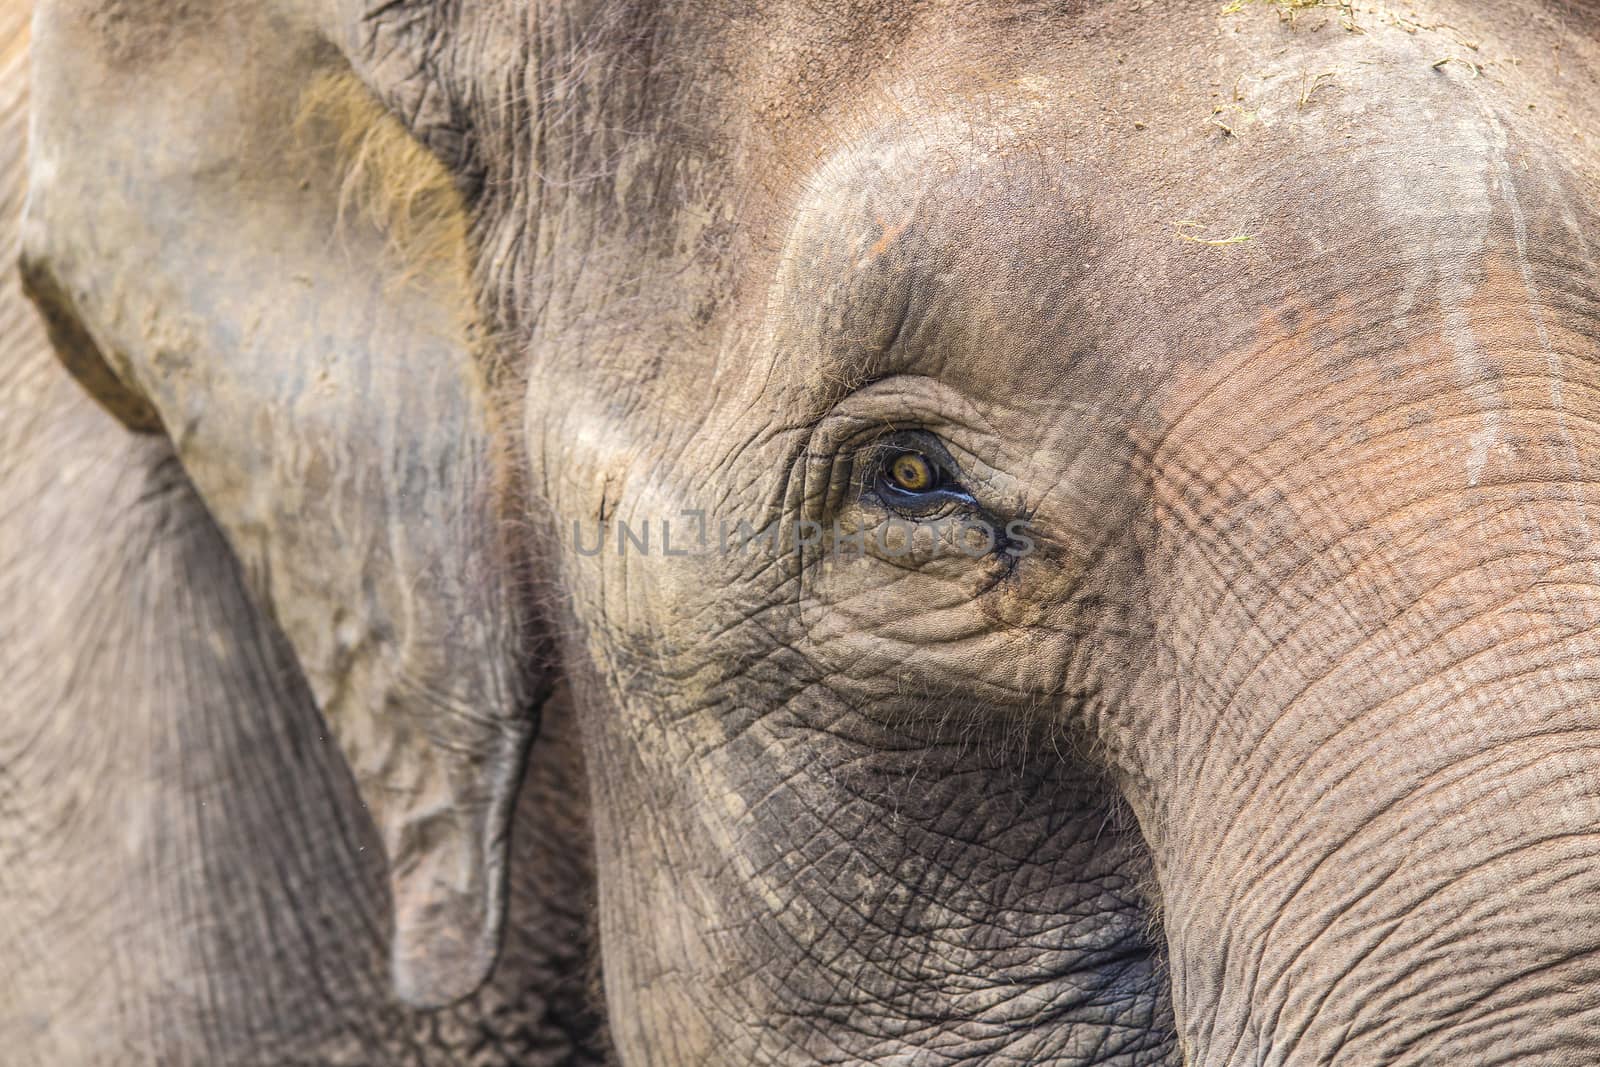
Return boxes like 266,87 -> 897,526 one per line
21,1 -> 539,1007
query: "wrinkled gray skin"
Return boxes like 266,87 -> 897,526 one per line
2,4 -> 605,1064
9,0 -> 1600,1064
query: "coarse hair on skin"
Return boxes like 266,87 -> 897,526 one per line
292,68 -> 549,670
292,69 -> 472,288
290,69 -> 533,399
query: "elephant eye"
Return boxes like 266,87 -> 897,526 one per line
887,451 -> 938,493
870,438 -> 976,516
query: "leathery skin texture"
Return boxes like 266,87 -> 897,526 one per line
8,0 -> 1600,1063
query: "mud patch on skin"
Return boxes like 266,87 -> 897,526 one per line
1370,104 -> 1505,485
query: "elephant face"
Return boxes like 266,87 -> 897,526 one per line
24,0 -> 1600,1063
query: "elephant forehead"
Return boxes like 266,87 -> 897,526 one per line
1143,104 -> 1600,453
749,109 -> 1103,419
737,46 -> 1575,429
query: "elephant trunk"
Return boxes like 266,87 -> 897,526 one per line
1128,312 -> 1600,1064
1159,623 -> 1600,1065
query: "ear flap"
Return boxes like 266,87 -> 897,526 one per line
22,1 -> 539,1007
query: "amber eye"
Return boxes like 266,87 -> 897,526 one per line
887,451 -> 937,493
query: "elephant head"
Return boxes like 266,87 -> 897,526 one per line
22,0 -> 1600,1063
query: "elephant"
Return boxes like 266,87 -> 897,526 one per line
7,0 -> 1600,1062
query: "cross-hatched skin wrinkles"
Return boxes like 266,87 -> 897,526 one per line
8,0 -> 1600,1064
